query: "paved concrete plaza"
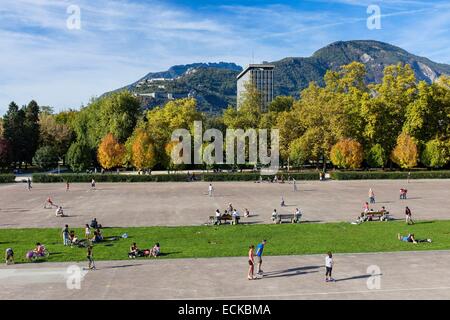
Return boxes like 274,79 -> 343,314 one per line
1,179 -> 450,228
1,250 -> 449,300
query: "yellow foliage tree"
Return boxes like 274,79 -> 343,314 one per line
330,138 -> 363,169
131,129 -> 156,170
97,133 -> 125,169
391,132 -> 418,169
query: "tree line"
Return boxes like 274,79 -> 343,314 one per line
1,62 -> 449,172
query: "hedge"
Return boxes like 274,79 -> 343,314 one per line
0,174 -> 16,183
31,172 -> 320,183
330,170 -> 450,180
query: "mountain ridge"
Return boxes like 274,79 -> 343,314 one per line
105,40 -> 450,113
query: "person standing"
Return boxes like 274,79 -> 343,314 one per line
325,252 -> 334,282
91,179 -> 96,190
87,246 -> 95,270
62,224 -> 70,246
293,179 -> 298,192
255,239 -> 267,276
248,245 -> 255,280
368,188 -> 375,204
85,224 -> 91,239
405,206 -> 414,225
66,181 -> 70,192
208,183 -> 214,197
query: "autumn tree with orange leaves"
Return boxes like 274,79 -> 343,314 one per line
330,138 -> 363,169
391,132 -> 418,169
130,129 -> 156,170
97,133 -> 125,169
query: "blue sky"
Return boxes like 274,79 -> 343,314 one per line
0,0 -> 449,114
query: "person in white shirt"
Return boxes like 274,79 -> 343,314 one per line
271,209 -> 278,222
55,206 -> 64,217
208,184 -> 214,197
232,209 -> 240,224
325,252 -> 335,282
214,209 -> 221,225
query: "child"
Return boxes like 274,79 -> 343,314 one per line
5,248 -> 14,265
325,252 -> 335,282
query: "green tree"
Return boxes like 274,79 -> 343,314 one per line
2,102 -> 27,167
33,146 -> 59,170
269,96 -> 294,113
23,100 -> 40,166
421,138 -> 450,168
0,138 -> 12,169
66,141 -> 92,172
365,144 -> 386,168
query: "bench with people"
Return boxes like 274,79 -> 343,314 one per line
271,208 -> 302,224
353,206 -> 391,224
210,208 -> 241,225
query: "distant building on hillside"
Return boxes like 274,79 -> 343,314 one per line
236,64 -> 274,112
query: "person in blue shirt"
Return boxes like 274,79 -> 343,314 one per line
255,240 -> 267,275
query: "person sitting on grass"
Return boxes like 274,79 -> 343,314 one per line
69,230 -> 79,246
150,243 -> 161,257
398,233 -> 432,244
55,206 -> 65,217
92,229 -> 103,243
90,218 -> 102,229
27,243 -> 45,260
128,243 -> 140,259
5,248 -> 14,265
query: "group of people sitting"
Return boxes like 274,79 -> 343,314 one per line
353,204 -> 390,224
25,243 -> 46,261
271,208 -> 303,222
213,203 -> 250,225
128,242 -> 161,258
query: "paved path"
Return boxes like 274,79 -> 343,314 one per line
1,250 -> 450,300
1,180 -> 450,228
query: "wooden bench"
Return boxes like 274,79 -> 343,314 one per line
209,214 -> 240,225
363,211 -> 390,221
272,213 -> 302,224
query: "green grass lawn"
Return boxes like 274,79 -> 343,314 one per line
1,220 -> 450,264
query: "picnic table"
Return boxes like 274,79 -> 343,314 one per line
272,213 -> 302,224
209,214 -> 240,225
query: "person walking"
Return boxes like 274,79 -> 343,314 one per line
208,183 -> 214,197
405,206 -> 414,225
368,188 -> 375,204
255,239 -> 267,276
66,181 -> 70,192
87,246 -> 95,270
293,179 -> 298,192
280,197 -> 286,207
248,245 -> 255,280
325,252 -> 335,282
27,178 -> 32,191
91,179 -> 96,190
62,224 -> 70,246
